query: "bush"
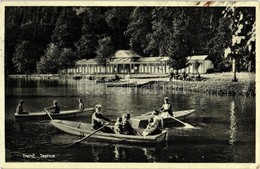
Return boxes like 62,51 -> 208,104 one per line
206,68 -> 214,74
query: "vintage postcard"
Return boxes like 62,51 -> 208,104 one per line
0,1 -> 259,169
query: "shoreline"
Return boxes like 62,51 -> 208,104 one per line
7,72 -> 255,96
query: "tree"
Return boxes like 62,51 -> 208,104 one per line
96,36 -> 115,70
167,9 -> 190,70
37,43 -> 76,74
59,48 -> 77,70
147,8 -> 190,70
208,16 -> 232,69
74,8 -> 108,59
105,8 -> 132,50
37,43 -> 61,74
75,34 -> 99,59
6,7 -> 61,75
221,7 -> 256,81
12,41 -> 39,75
52,7 -> 81,48
125,7 -> 153,56
5,7 -> 22,75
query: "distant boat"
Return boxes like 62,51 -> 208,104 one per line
14,108 -> 94,120
73,76 -> 82,80
131,109 -> 195,128
50,119 -> 167,144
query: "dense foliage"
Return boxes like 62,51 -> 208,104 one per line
5,7 -> 255,74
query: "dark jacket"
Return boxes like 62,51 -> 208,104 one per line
122,120 -> 135,135
92,112 -> 110,129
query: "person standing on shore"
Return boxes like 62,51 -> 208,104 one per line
160,97 -> 173,117
78,98 -> 84,111
16,100 -> 28,114
169,68 -> 174,81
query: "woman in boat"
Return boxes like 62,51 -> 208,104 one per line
46,100 -> 60,114
122,113 -> 137,135
160,97 -> 173,117
78,98 -> 84,111
16,100 -> 28,114
92,104 -> 114,133
152,109 -> 164,129
114,117 -> 123,134
142,117 -> 161,136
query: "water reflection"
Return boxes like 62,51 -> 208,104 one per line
229,100 -> 237,145
92,146 -> 101,162
143,147 -> 157,162
114,146 -> 129,161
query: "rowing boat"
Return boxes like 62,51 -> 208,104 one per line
131,109 -> 195,128
14,108 -> 94,120
50,120 -> 167,144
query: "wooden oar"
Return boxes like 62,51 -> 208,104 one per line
170,116 -> 195,129
140,111 -> 153,117
44,108 -> 53,120
66,122 -> 110,147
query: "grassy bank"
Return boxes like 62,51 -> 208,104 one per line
154,72 -> 255,96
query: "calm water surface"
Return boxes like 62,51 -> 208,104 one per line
5,78 -> 255,162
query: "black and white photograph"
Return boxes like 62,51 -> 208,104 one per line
1,1 -> 259,167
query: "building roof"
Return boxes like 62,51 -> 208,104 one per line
114,50 -> 141,58
110,58 -> 132,64
75,59 -> 97,64
188,55 -> 208,62
137,57 -> 169,63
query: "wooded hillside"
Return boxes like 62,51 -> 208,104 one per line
5,7 -> 255,74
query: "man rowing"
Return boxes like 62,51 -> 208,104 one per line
46,100 -> 60,114
160,97 -> 173,117
92,104 -> 114,133
78,98 -> 84,111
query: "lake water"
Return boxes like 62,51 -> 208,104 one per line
5,78 -> 255,162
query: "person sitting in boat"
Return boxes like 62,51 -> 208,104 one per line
122,113 -> 137,135
46,100 -> 60,114
16,100 -> 28,114
78,98 -> 84,111
152,109 -> 164,129
142,117 -> 161,136
92,104 -> 114,133
114,117 -> 123,134
160,97 -> 173,117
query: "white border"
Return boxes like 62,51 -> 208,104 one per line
0,1 -> 259,169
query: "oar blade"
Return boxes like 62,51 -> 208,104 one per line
44,108 -> 53,120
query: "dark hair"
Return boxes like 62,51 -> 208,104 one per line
164,97 -> 169,101
123,113 -> 130,119
117,117 -> 122,122
149,117 -> 154,123
153,109 -> 160,115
